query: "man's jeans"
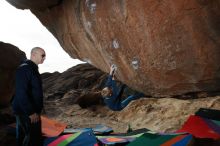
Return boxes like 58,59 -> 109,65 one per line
15,115 -> 42,146
121,93 -> 145,109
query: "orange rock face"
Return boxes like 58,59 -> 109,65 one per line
8,0 -> 220,97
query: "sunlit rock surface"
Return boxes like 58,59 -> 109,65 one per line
7,0 -> 220,97
0,42 -> 26,106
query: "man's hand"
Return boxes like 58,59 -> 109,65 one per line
29,113 -> 40,123
110,64 -> 116,76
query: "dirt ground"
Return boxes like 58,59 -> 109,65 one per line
1,95 -> 220,146
44,95 -> 220,133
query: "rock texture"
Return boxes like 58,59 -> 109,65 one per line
0,42 -> 26,106
7,0 -> 220,97
42,63 -> 107,108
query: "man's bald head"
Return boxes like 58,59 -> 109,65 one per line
30,47 -> 46,65
31,47 -> 44,54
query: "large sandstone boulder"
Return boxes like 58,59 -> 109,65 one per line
7,0 -> 220,97
0,42 -> 26,106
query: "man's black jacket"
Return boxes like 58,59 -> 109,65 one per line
12,59 -> 43,116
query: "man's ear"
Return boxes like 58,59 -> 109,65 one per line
32,52 -> 36,57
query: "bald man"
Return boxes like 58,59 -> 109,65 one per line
12,47 -> 46,146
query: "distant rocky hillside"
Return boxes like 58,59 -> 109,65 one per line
41,63 -> 107,108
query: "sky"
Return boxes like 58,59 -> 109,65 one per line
0,0 -> 84,73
